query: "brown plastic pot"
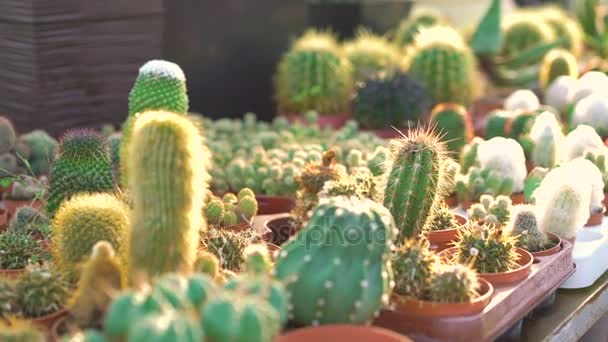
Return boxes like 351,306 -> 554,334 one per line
444,195 -> 458,208
510,192 -> 525,205
31,308 -> 67,330
427,213 -> 468,252
585,207 -> 604,227
390,278 -> 493,317
282,113 -> 350,129
3,199 -> 42,219
439,247 -> 533,287
529,232 -> 562,258
256,195 -> 295,215
263,214 -> 299,246
0,268 -> 24,278
278,325 -> 413,342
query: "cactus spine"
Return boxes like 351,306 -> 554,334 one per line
429,264 -> 479,303
429,103 -> 473,156
274,196 -> 396,325
343,30 -> 400,81
128,111 -> 209,278
539,49 -> 579,91
392,239 -> 439,298
382,129 -> 447,242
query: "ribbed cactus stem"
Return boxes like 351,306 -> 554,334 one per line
537,183 -> 591,240
128,111 -> 209,279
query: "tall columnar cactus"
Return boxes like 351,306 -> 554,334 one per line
393,7 -> 443,48
128,111 -> 208,278
353,70 -> 433,130
382,129 -> 447,242
508,205 -> 549,252
535,180 -> 591,240
429,103 -> 473,156
274,196 -> 396,325
539,49 -> 579,91
46,129 -> 115,217
275,30 -> 353,115
392,238 -> 438,299
20,130 -> 58,176
429,264 -> 479,303
404,25 -> 479,106
572,95 -> 608,138
0,116 -> 16,154
51,193 -> 129,282
343,30 -> 400,81
120,60 -> 189,187
528,111 -> 565,168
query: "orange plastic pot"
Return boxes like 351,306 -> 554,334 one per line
585,207 -> 604,227
3,199 -> 42,219
31,309 -> 67,330
0,268 -> 24,278
427,213 -> 468,252
529,232 -> 562,258
256,195 -> 295,215
279,325 -> 413,342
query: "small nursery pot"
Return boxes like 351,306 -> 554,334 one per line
282,113 -> 350,129
439,247 -> 533,287
223,222 -> 250,233
263,214 -> 299,246
585,207 -> 605,227
256,195 -> 295,215
529,232 -> 562,258
0,268 -> 24,278
510,192 -> 525,205
389,278 -> 494,317
279,324 -> 413,342
50,316 -> 67,342
32,308 -> 68,330
0,206 -> 7,227
3,199 -> 42,219
444,195 -> 458,208
427,213 -> 468,252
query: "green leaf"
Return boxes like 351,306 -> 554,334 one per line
493,39 -> 565,70
0,178 -> 12,187
471,0 -> 502,55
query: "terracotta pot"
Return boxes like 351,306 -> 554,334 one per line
256,195 -> 295,215
50,316 -> 67,342
585,207 -> 605,227
444,194 -> 458,208
471,96 -> 505,136
529,232 -> 562,258
510,192 -> 525,205
3,199 -> 42,219
263,214 -> 298,246
439,247 -> 533,287
223,222 -> 250,233
0,206 -> 7,227
0,268 -> 24,278
31,309 -> 67,330
604,193 -> 608,216
363,128 -> 405,140
390,278 -> 493,317
427,213 -> 468,252
282,113 -> 350,129
278,325 -> 413,342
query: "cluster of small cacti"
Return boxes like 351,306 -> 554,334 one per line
343,29 -> 401,81
426,201 -> 458,232
203,188 -> 258,228
0,231 -> 42,270
455,166 -> 514,203
467,194 -> 512,227
318,168 -> 382,203
200,228 -> 253,272
477,137 -> 527,193
453,220 -> 520,273
429,103 -> 474,156
507,205 -> 551,252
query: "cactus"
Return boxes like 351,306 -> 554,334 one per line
51,193 -> 129,282
478,137 -> 527,193
128,111 -> 208,279
353,70 -> 433,129
405,25 -> 478,106
508,205 -> 549,252
572,95 -> 608,138
484,110 -> 513,139
585,147 -> 608,192
427,201 -> 458,231
524,166 -> 549,203
15,265 -> 70,318
564,158 -> 605,213
0,232 -> 41,270
467,194 -> 512,226
275,30 -> 353,115
0,116 -> 16,154
528,111 -> 565,168
46,129 -> 115,217
274,196 -> 395,325
204,199 -> 225,227
504,89 -> 540,112
382,129 -> 447,242
193,250 -> 221,279
343,29 -> 400,81
429,103 -> 473,156
456,166 -> 514,203
562,125 -> 604,162
544,75 -> 578,114
443,158 -> 461,195
8,206 -> 49,234
0,318 -> 45,342
203,191 -> 258,228
201,229 -> 251,271
453,221 -> 520,273
8,175 -> 42,200
128,311 -> 203,342
20,130 -> 57,176
540,6 -> 584,57
68,241 -> 125,328
392,238 -> 439,299
429,264 -> 479,303
460,137 -> 483,174
120,60 -> 189,188
393,7 -> 443,48
539,49 -> 579,91
319,169 -> 382,202
107,132 -> 121,181
0,152 -> 17,178
502,13 -> 555,64
0,278 -> 17,315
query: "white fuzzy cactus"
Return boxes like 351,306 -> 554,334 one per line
477,137 -> 527,192
544,75 -> 577,113
572,95 -> 608,137
529,111 -> 564,168
570,71 -> 608,104
562,158 -> 605,212
504,89 -> 540,112
562,125 -> 604,162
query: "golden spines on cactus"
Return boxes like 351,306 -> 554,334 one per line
128,110 -> 209,279
539,48 -> 578,90
68,241 -> 125,328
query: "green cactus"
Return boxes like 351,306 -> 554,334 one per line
0,116 -> 16,154
193,250 -> 221,279
353,70 -> 434,130
502,12 -> 555,63
0,152 -> 17,178
15,265 -> 70,318
107,132 -> 121,181
51,193 -> 129,282
405,25 -> 478,106
238,196 -> 258,220
453,221 -> 520,273
201,229 -> 251,271
8,206 -> 49,234
237,187 -> 255,200
0,318 -> 45,342
392,238 -> 439,299
484,110 -> 512,139
20,130 -> 57,176
539,49 -> 579,91
456,167 -> 514,203
46,129 -> 115,217
393,7 -> 443,48
429,264 -> 479,303
459,137 -> 483,174
343,29 -> 400,81
429,103 -> 473,156
129,311 -> 203,342
204,199 -> 225,226
540,6 -> 584,57
0,231 -> 42,270
129,111 -> 208,279
382,129 -> 447,242
275,30 -> 353,115
443,158 -> 461,195
427,201 -> 458,231
68,241 -> 125,328
509,205 -> 549,252
467,194 -> 512,226
274,196 -> 395,325
0,278 -> 17,315
585,147 -> 608,192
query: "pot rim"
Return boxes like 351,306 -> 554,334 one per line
278,324 -> 413,342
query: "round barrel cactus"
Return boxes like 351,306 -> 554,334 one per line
429,103 -> 473,156
502,13 -> 555,61
0,116 -> 16,154
539,49 -> 578,91
343,30 -> 400,81
393,7 -> 443,48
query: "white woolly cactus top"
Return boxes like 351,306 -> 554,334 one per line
139,60 -> 186,81
544,75 -> 577,113
504,89 -> 540,112
529,111 -> 564,142
570,71 -> 608,104
561,125 -> 604,162
572,95 -> 608,131
563,158 -> 605,212
411,25 -> 467,50
477,137 -> 527,192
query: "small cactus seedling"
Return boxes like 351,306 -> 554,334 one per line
392,238 -> 439,299
539,49 -> 579,90
429,263 -> 479,303
508,205 -> 549,252
453,221 -> 520,274
429,103 -> 474,157
274,196 -> 395,325
8,206 -> 49,235
467,194 -> 512,227
203,189 -> 259,228
15,265 -> 70,318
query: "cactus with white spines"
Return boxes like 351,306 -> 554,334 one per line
504,89 -> 540,112
562,125 -> 604,162
528,111 -> 565,168
477,137 -> 527,193
585,146 -> 608,192
544,75 -> 577,114
572,95 -> 608,138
